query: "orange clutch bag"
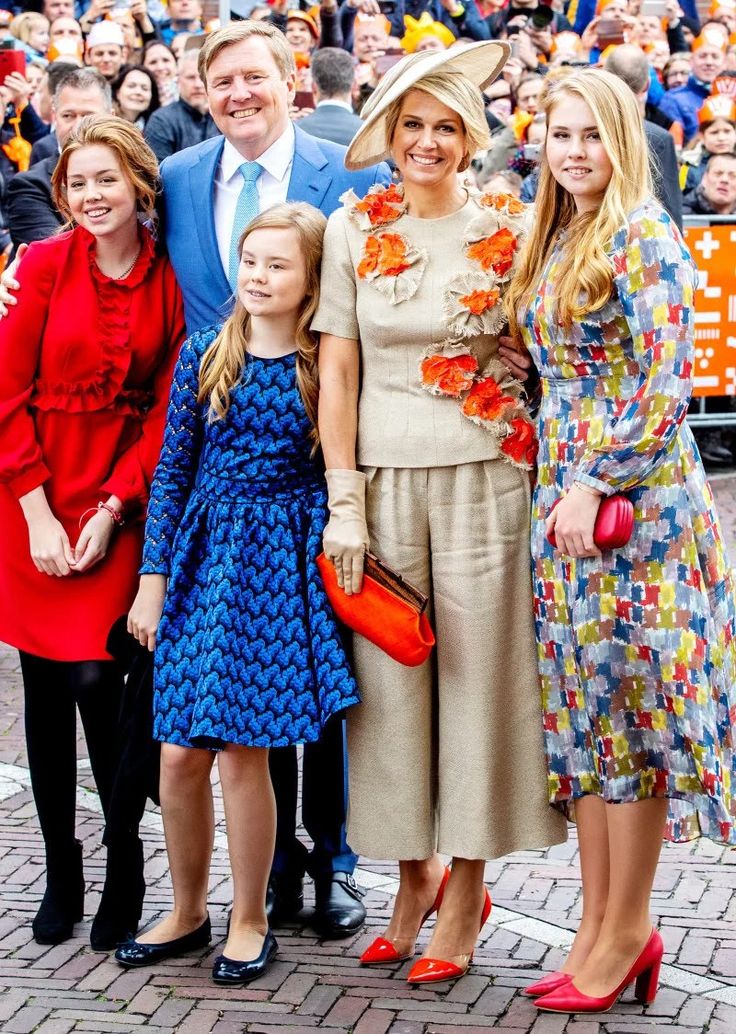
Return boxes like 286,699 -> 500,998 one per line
317,552 -> 435,667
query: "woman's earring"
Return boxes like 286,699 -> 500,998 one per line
457,154 -> 470,172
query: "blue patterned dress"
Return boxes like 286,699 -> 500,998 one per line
522,202 -> 736,844
140,327 -> 360,749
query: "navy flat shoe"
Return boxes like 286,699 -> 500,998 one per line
212,929 -> 278,985
114,916 -> 211,967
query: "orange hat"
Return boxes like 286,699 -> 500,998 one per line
47,37 -> 84,64
355,12 -> 392,34
712,72 -> 736,96
692,27 -> 729,51
287,10 -> 319,41
709,0 -> 736,12
400,12 -> 455,53
698,94 -> 736,123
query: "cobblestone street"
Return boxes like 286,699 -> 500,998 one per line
2,475 -> 736,1034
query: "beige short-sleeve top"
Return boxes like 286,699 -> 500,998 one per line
312,185 -> 535,470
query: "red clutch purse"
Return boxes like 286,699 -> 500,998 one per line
547,493 -> 634,550
317,552 -> 435,667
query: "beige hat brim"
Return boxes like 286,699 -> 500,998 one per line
345,40 -> 510,171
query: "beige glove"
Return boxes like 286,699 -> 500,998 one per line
323,469 -> 369,596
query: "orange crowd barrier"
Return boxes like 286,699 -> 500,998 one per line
683,219 -> 736,398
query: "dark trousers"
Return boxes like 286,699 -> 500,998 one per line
20,652 -> 126,855
268,715 -> 357,879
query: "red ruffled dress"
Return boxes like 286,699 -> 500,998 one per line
0,225 -> 186,661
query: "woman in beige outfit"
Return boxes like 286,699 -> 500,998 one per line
313,42 -> 566,985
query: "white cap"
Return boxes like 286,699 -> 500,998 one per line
86,22 -> 125,49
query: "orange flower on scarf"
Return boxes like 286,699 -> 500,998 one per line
355,184 -> 405,226
501,417 -> 538,466
461,377 -> 517,423
479,192 -> 525,215
420,353 -> 479,397
357,233 -> 411,278
466,228 -> 518,276
458,287 -> 500,315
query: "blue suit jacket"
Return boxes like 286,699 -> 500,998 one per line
160,126 -> 390,334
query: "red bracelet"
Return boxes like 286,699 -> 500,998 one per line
78,502 -> 125,530
98,501 -> 125,526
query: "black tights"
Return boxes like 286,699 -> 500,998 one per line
20,652 -> 125,856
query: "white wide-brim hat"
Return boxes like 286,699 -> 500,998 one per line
345,39 -> 510,171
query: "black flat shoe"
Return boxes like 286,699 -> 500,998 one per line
312,873 -> 366,939
212,930 -> 278,985
114,916 -> 211,968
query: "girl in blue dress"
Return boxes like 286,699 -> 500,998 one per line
117,202 -> 360,985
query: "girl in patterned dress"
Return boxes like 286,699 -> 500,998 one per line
118,203 -> 359,985
505,69 -> 736,1013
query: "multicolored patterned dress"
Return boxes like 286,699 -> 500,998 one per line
522,201 -> 736,844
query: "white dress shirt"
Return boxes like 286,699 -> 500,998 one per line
213,123 -> 295,276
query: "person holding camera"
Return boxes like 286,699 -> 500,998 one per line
487,0 -> 572,39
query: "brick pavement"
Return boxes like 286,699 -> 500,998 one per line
2,476 -> 736,1033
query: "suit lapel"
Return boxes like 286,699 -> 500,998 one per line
189,138 -> 231,300
287,127 -> 332,211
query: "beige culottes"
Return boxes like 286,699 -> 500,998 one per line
347,461 -> 567,860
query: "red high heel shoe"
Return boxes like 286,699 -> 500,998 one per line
534,928 -> 663,1014
406,886 -> 492,984
360,866 -> 451,966
522,971 -> 573,997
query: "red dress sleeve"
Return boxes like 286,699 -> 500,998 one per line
0,241 -> 58,499
101,267 -> 187,510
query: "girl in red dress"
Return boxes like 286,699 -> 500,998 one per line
0,115 -> 185,950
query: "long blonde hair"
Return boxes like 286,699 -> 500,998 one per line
505,68 -> 652,339
197,202 -> 326,447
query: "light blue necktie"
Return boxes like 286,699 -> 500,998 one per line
228,161 -> 262,291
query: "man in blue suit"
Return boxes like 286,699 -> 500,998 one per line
161,21 -> 389,336
161,20 -> 390,939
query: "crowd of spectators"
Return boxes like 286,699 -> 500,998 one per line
1,0 -> 735,457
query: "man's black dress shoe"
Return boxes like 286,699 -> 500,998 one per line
312,873 -> 366,939
267,874 -> 304,923
114,916 -> 211,967
212,930 -> 278,985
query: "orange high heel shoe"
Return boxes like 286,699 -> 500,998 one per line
522,971 -> 573,997
360,866 -> 451,966
534,928 -> 663,1014
406,886 -> 492,984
